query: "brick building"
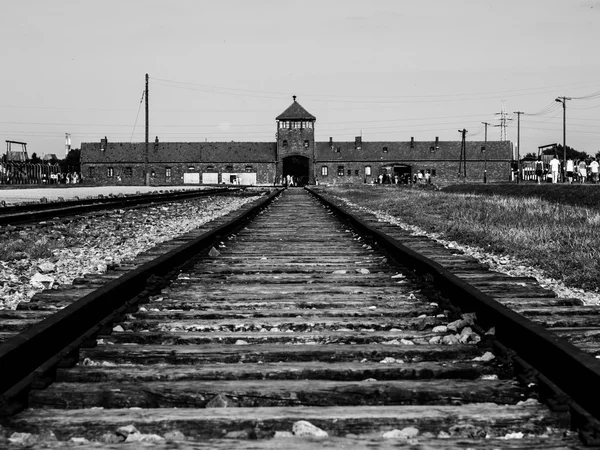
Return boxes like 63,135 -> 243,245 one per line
81,98 -> 513,186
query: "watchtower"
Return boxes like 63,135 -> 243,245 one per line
276,96 -> 316,186
5,141 -> 28,162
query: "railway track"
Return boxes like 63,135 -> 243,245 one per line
0,187 -> 599,447
0,187 -> 239,227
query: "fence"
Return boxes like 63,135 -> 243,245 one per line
0,162 -> 81,185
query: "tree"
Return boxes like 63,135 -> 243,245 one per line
596,150 -> 600,161
29,152 -> 41,164
59,149 -> 81,172
542,144 -> 587,161
523,152 -> 537,161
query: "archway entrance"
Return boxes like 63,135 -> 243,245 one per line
282,155 -> 310,186
393,164 -> 412,184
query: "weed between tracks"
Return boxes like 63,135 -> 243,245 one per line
325,185 -> 600,292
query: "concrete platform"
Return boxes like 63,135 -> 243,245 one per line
0,186 -> 204,205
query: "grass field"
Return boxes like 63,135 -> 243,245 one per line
442,183 -> 600,210
325,184 -> 600,292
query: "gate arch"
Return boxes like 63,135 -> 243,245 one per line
282,155 -> 310,186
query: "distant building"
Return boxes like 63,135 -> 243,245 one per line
81,98 -> 513,186
42,154 -> 58,161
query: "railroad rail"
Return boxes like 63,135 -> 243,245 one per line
0,187 -> 599,447
0,187 -> 241,227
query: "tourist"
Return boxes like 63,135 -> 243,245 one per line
549,155 -> 560,183
578,159 -> 587,184
590,158 -> 599,184
535,156 -> 544,184
566,158 -> 574,184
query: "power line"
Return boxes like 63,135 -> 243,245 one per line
129,90 -> 145,143
151,76 -> 600,101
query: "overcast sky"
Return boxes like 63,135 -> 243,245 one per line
1,0 -> 599,158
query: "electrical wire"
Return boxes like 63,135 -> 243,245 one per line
151,76 -> 600,102
129,91 -> 145,143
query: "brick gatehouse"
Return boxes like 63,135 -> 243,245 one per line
81,97 -> 513,186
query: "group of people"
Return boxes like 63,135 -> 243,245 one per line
374,171 -> 430,185
43,172 -> 81,184
536,156 -> 599,184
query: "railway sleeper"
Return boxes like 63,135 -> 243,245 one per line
4,404 -> 575,443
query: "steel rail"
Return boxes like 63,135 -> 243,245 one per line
307,186 -> 600,423
0,188 -> 282,412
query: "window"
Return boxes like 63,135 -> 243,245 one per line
188,166 -> 196,171
338,166 -> 344,176
321,166 -> 328,176
431,169 -> 437,176
125,167 -> 132,177
88,166 -> 95,178
304,140 -> 309,148
150,170 -> 156,177
225,165 -> 234,172
245,165 -> 253,172
355,170 -> 359,176
205,165 -> 215,172
165,167 -> 172,178
335,147 -> 341,153
365,166 -> 372,176
107,167 -> 114,178
347,169 -> 352,176
282,140 -> 288,148
383,146 -> 388,153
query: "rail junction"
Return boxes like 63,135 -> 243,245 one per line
1,187 -> 600,447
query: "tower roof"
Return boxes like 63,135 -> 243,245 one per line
276,96 -> 316,121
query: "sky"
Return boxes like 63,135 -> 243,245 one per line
1,0 -> 599,159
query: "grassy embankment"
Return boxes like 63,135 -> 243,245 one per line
326,184 -> 600,292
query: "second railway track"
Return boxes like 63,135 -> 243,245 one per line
1,187 -> 600,447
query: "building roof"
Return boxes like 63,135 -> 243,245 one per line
276,96 -> 316,121
81,142 -> 277,164
315,140 -> 513,162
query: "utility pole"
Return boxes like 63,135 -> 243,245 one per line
145,73 -> 149,186
513,111 -> 524,184
458,129 -> 468,180
482,122 -> 491,143
482,122 -> 490,183
555,96 -> 571,182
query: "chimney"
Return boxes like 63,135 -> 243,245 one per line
410,137 -> 414,149
355,136 -> 362,149
435,136 -> 439,149
329,137 -> 333,149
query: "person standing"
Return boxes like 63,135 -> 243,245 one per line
549,155 -> 561,184
566,158 -> 574,184
590,158 -> 599,184
535,156 -> 544,184
578,159 -> 588,184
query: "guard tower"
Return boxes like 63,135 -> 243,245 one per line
5,141 -> 28,162
276,96 -> 316,186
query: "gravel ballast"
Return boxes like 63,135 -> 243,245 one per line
0,194 -> 261,310
335,197 -> 600,307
